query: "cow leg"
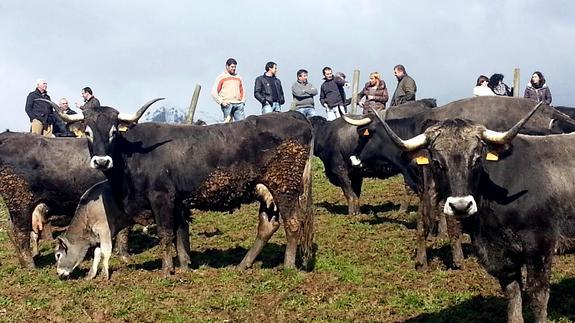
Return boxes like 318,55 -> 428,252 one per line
281,207 -> 300,269
30,203 -> 48,257
415,166 -> 433,271
87,247 -> 102,280
174,205 -> 191,270
350,174 -> 363,212
341,177 -> 360,216
398,183 -> 412,213
99,231 -> 113,280
526,249 -> 553,323
498,271 -> 524,323
238,203 -> 280,269
149,190 -> 176,275
114,227 -> 130,263
7,212 -> 35,269
445,213 -> 464,269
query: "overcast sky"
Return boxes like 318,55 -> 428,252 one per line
1,0 -> 573,130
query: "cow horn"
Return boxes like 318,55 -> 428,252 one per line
338,105 -> 373,126
369,107 -> 428,151
481,101 -> 544,144
118,98 -> 165,123
35,98 -> 85,123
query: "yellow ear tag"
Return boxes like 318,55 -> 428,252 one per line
415,156 -> 430,165
486,151 -> 499,161
118,125 -> 129,132
73,128 -> 84,138
363,129 -> 370,136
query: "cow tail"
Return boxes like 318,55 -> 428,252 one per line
298,137 -> 315,270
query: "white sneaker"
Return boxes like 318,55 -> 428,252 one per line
349,155 -> 362,167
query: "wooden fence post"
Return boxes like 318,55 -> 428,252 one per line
186,84 -> 202,124
351,69 -> 360,114
513,68 -> 521,97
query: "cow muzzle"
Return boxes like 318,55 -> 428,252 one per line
90,156 -> 114,170
444,196 -> 477,217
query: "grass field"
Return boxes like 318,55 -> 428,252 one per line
0,158 -> 573,322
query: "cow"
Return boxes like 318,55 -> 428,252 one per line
310,99 -> 438,216
55,180 -> 151,280
47,98 -> 315,274
0,131 -> 117,268
376,102 -> 575,322
338,96 -> 575,270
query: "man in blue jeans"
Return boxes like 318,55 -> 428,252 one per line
211,58 -> 246,122
254,61 -> 285,114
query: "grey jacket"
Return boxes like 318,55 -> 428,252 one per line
390,74 -> 417,107
291,81 -> 318,109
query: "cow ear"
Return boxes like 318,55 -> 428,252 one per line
485,143 -> 512,162
408,149 -> 430,165
68,122 -> 85,138
118,122 -> 133,133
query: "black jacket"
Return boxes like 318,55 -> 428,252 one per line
254,74 -> 285,107
53,109 -> 79,137
25,89 -> 53,123
320,76 -> 347,108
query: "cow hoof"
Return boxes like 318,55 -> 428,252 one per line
415,262 -> 428,272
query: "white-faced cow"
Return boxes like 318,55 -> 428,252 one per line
46,99 -> 315,274
378,102 -> 575,322
338,96 -> 575,270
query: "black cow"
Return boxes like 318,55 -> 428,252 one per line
49,99 -> 315,274
338,96 -> 575,269
0,132 -> 129,268
310,99 -> 437,216
377,102 -> 575,322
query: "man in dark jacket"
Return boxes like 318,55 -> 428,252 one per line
390,64 -> 417,107
53,98 -> 79,137
76,87 -> 101,110
320,67 -> 348,121
254,61 -> 285,114
25,78 -> 54,136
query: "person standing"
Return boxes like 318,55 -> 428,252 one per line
487,74 -> 512,96
291,69 -> 318,118
211,58 -> 246,122
25,78 -> 54,136
320,67 -> 348,121
75,87 -> 100,110
53,98 -> 79,137
473,75 -> 496,96
357,72 -> 388,115
524,71 -> 552,105
254,61 -> 285,114
390,64 -> 417,107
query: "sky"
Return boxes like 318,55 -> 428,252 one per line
1,0 -> 574,130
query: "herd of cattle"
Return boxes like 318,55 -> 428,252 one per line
0,96 -> 574,322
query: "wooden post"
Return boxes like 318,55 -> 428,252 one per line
351,69 -> 360,114
513,68 -> 520,97
186,84 -> 201,124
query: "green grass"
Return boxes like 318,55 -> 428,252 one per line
0,158 -> 573,322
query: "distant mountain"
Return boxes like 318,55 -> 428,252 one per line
141,105 -> 220,125
141,106 -> 187,124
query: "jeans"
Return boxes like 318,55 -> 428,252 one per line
297,107 -> 316,118
325,105 -> 344,121
262,102 -> 281,114
221,102 -> 245,122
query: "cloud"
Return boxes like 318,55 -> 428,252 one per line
0,0 -> 573,131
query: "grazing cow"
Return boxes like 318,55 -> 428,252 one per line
55,180 -> 151,279
377,102 -> 575,322
48,99 -> 315,274
0,132 -> 110,268
338,96 -> 575,270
